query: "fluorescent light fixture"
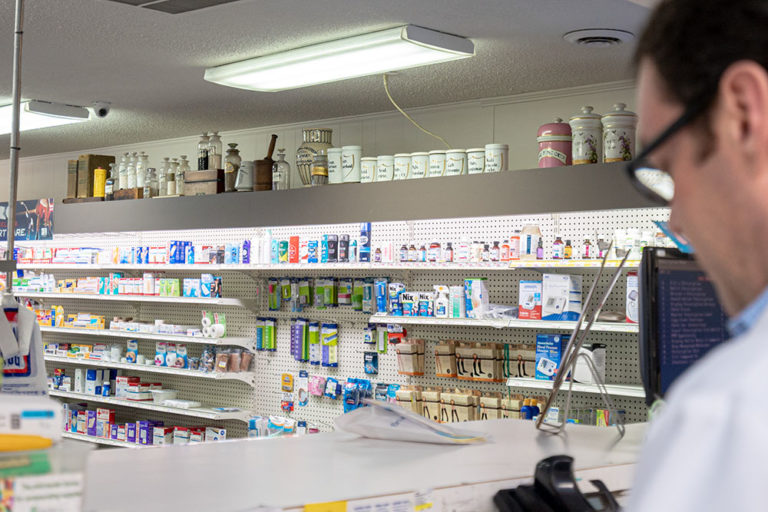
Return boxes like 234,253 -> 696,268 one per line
204,25 -> 475,92
0,100 -> 90,136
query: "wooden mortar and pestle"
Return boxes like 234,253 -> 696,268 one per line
254,134 -> 278,191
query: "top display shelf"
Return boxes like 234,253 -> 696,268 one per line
55,163 -> 655,234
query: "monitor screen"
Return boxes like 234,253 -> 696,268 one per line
639,247 -> 729,406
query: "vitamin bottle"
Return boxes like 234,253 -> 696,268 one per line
510,231 -> 521,260
400,244 -> 409,263
408,243 -> 418,262
500,240 -> 510,262
490,241 -> 500,262
443,242 -> 454,263
583,239 -> 593,259
536,239 -> 544,260
564,240 -> 573,259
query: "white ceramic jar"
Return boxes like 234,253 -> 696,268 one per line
393,153 -> 411,180
410,152 -> 429,179
445,149 -> 467,176
569,106 -> 602,165
601,103 -> 638,163
467,148 -> 485,174
376,155 -> 395,181
484,144 -> 509,172
427,150 -> 447,178
341,145 -> 362,182
360,157 -> 377,183
327,148 -> 344,184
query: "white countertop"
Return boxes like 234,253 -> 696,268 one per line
82,419 -> 647,511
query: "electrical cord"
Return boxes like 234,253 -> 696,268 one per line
383,74 -> 451,149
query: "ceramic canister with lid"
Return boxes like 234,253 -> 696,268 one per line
427,150 -> 447,177
569,106 -> 602,165
341,145 -> 362,182
410,152 -> 429,179
484,144 -> 509,172
536,119 -> 572,168
376,155 -> 395,181
601,103 -> 638,163
361,157 -> 377,183
394,153 -> 411,180
445,149 -> 467,176
467,148 -> 485,174
327,148 -> 344,184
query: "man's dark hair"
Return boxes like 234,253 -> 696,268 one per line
636,0 -> 768,107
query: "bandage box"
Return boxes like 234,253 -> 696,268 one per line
518,281 -> 542,320
173,426 -> 190,445
153,427 -> 174,445
85,369 -> 97,395
200,274 -> 214,298
542,274 -> 582,321
138,421 -> 153,445
626,272 -> 639,323
535,334 -> 569,381
77,411 -> 87,434
86,410 -> 97,436
74,369 -> 84,394
183,279 -> 201,298
205,427 -> 226,442
117,425 -> 126,442
115,376 -> 140,398
190,428 -> 205,443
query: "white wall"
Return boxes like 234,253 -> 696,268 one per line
0,80 -> 635,202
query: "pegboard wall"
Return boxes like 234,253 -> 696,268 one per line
28,207 -> 670,437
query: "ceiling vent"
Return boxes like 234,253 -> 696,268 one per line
563,29 -> 635,47
105,0 -> 242,14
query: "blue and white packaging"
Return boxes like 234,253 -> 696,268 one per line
542,274 -> 582,321
270,239 -> 279,264
183,278 -> 201,297
307,240 -> 319,263
374,278 -> 388,315
85,369 -> 97,395
535,334 -> 570,380
200,274 -> 214,298
359,223 -> 372,262
388,282 -> 405,316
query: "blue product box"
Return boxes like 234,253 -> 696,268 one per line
86,410 -> 97,436
535,334 -> 570,380
98,277 -> 108,295
542,274 -> 583,321
320,236 -> 329,263
111,424 -> 119,440
241,240 -> 251,264
126,422 -> 137,443
185,243 -> 194,264
200,274 -> 213,298
138,420 -> 153,445
307,241 -> 318,263
183,278 -> 201,298
359,222 -> 371,262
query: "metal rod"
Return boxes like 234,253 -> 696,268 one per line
6,0 -> 24,292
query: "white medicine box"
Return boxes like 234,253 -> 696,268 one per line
542,274 -> 582,321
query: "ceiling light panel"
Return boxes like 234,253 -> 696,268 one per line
143,0 -> 242,14
0,101 -> 90,136
204,25 -> 475,92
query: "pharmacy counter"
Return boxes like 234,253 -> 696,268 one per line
82,419 -> 646,511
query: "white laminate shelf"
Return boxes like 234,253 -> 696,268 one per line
13,292 -> 250,307
49,390 -> 252,422
16,260 -> 640,272
62,432 -> 146,448
368,315 -> 639,333
506,377 -> 646,398
44,355 -> 256,386
39,326 -> 255,350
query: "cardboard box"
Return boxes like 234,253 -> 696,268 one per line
479,395 -> 503,420
205,427 -> 226,442
184,169 -> 224,196
507,344 -> 536,379
77,154 -> 115,198
501,396 -> 523,419
542,274 -> 582,321
173,426 -> 190,445
434,340 -> 457,378
138,421 -> 153,445
535,334 -> 569,380
439,391 -> 478,423
455,343 -> 503,383
86,410 -> 97,436
153,427 -> 174,445
67,160 -> 79,198
421,389 -> 441,423
126,423 -> 137,443
518,280 -> 542,320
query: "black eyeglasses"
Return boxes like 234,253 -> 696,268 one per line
625,99 -> 711,205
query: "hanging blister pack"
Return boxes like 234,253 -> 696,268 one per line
268,278 -> 281,311
321,323 -> 339,367
352,279 -> 365,311
299,278 -> 313,308
297,370 -> 309,407
338,278 -> 353,306
309,322 -> 321,365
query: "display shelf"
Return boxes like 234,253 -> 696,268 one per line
506,377 -> 645,398
13,291 -> 250,307
62,432 -> 145,448
40,326 -> 256,350
49,390 -> 252,421
45,355 -> 256,385
368,315 -> 639,333
54,162 -> 655,233
16,260 -> 641,272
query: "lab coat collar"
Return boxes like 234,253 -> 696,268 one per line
0,304 -> 35,359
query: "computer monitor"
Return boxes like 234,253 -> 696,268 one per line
639,247 -> 729,406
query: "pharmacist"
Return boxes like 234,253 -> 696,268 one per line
627,0 -> 768,510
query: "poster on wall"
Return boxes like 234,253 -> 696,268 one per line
0,198 -> 55,241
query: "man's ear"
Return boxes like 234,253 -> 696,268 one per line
718,60 -> 768,162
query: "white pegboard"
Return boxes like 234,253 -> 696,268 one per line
33,207 -> 668,435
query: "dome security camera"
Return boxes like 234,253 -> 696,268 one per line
92,101 -> 111,118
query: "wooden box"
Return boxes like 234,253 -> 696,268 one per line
114,188 -> 144,201
184,169 -> 224,196
77,154 -> 115,198
67,160 -> 79,199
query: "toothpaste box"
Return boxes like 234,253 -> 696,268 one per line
518,281 -> 542,320
153,427 -> 174,445
535,334 -> 569,380
542,274 -> 582,321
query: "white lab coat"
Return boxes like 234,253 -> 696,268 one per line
627,305 -> 768,510
0,304 -> 48,395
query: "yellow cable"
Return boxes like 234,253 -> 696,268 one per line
383,74 -> 451,149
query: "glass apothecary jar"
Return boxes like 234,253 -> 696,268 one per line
224,143 -> 241,192
272,149 -> 291,191
296,128 -> 333,186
